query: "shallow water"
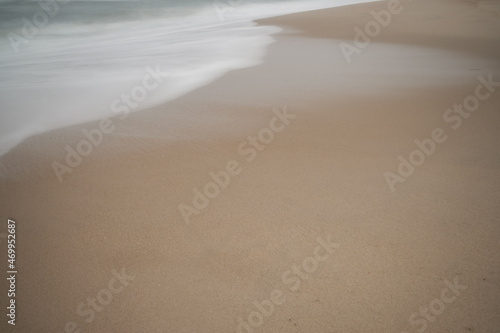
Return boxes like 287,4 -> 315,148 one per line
0,0 -> 380,155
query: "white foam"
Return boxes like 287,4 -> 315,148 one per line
0,0 -> 381,155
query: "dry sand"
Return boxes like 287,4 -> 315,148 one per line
1,0 -> 500,332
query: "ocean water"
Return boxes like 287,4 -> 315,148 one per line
0,0 -> 378,155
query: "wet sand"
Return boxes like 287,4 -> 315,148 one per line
1,0 -> 500,332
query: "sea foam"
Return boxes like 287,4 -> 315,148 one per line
0,0 -> 380,155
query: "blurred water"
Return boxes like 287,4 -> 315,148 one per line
0,0 -> 379,155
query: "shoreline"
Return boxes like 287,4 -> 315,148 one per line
1,0 -> 500,332
0,0 -> 381,159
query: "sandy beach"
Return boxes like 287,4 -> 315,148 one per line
1,0 -> 500,332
